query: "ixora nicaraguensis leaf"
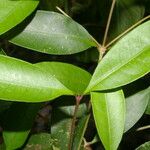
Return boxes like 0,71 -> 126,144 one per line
125,87 -> 150,132
2,103 -> 42,150
0,55 -> 72,102
0,0 -> 39,35
91,90 -> 125,150
86,21 -> 150,93
35,62 -> 91,95
10,10 -> 97,55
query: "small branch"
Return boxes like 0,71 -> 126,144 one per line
136,125 -> 150,131
56,6 -> 70,17
68,95 -> 83,150
102,0 -> 116,46
105,15 -> 150,48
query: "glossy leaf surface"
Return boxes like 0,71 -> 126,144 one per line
91,90 -> 125,150
3,103 -> 41,150
125,87 -> 150,132
0,0 -> 39,35
86,21 -> 150,92
10,10 -> 97,55
0,55 -> 72,102
35,62 -> 91,95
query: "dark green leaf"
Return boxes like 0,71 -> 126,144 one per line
73,114 -> 90,150
35,62 -> 91,95
125,87 -> 150,132
135,141 -> 150,150
145,98 -> 150,115
86,21 -> 150,92
10,10 -> 97,55
0,0 -> 39,35
51,96 -> 87,149
3,103 -> 41,150
24,133 -> 53,150
0,55 -> 72,102
91,90 -> 125,150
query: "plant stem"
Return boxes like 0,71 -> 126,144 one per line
56,6 -> 70,17
136,125 -> 150,131
68,95 -> 83,150
102,0 -> 116,47
105,15 -> 150,48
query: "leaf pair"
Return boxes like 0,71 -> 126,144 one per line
0,54 -> 92,102
9,11 -> 150,93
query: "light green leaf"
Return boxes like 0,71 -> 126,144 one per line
125,87 -> 150,132
3,103 -> 41,150
91,90 -> 125,150
86,21 -> 150,92
135,141 -> 150,150
35,62 -> 91,95
0,55 -> 72,102
0,0 -> 39,35
10,10 -> 97,55
24,133 -> 53,150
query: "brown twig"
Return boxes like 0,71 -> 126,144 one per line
68,95 -> 83,150
105,15 -> 150,48
102,0 -> 116,47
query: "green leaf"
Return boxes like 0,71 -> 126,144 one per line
51,96 -> 87,149
2,103 -> 41,150
125,87 -> 150,132
0,55 -> 72,102
35,62 -> 91,95
86,21 -> 150,92
10,10 -> 97,55
24,133 -> 53,150
72,114 -> 90,150
135,141 -> 150,150
51,117 -> 72,150
91,90 -> 125,150
0,0 -> 39,35
145,93 -> 150,115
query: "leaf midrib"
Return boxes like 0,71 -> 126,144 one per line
90,46 -> 148,90
105,94 -> 112,150
22,29 -> 95,46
